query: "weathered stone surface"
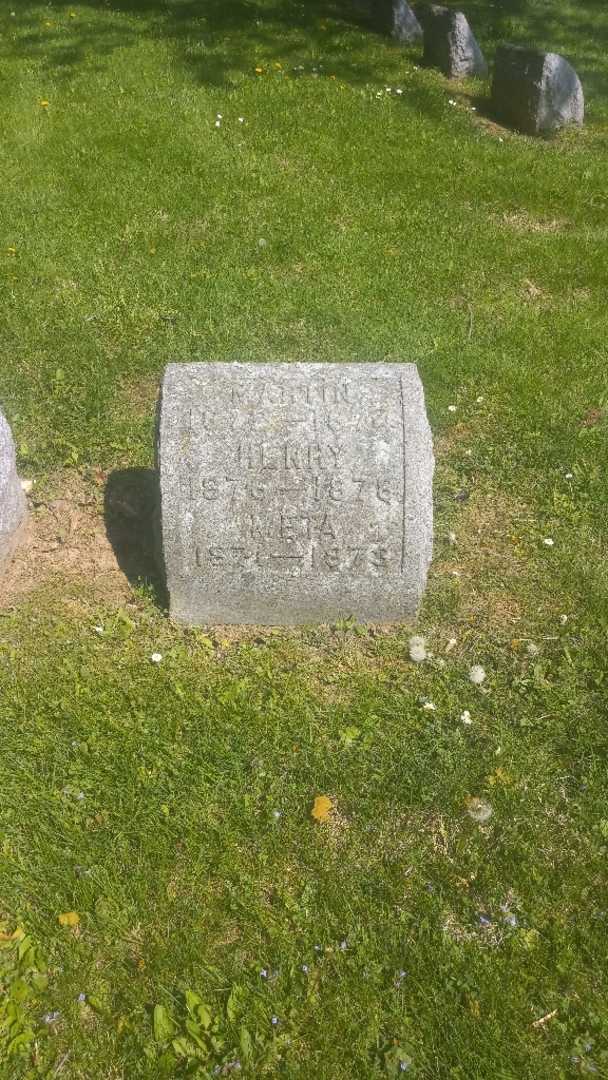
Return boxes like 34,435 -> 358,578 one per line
377,0 -> 423,43
0,408 -> 27,573
420,4 -> 488,78
157,363 -> 434,626
492,45 -> 584,134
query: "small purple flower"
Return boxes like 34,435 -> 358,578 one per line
339,939 -> 348,951
77,992 -> 86,1003
260,968 -> 268,978
478,914 -> 492,928
271,1015 -> 279,1026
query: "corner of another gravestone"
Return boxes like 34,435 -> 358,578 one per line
0,408 -> 28,575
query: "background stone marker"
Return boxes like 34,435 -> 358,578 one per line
379,0 -> 423,44
492,45 -> 584,134
157,363 -> 434,625
0,408 -> 27,573
420,5 -> 488,78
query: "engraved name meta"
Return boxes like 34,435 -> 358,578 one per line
236,442 -> 343,470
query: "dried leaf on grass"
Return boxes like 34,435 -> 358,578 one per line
311,795 -> 333,823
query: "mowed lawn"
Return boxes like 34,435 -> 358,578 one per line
1,1 -> 608,1077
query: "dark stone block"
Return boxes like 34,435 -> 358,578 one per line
419,4 -> 488,78
492,45 -> 584,134
374,0 -> 423,42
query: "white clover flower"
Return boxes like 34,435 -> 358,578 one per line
93,625 -> 104,635
446,637 -> 457,653
460,710 -> 472,725
448,404 -> 457,412
238,116 -> 245,122
422,700 -> 436,711
396,88 -> 403,95
543,537 -> 554,547
150,652 -> 163,664
565,472 -> 573,479
448,530 -> 457,545
559,614 -> 568,625
526,642 -> 540,657
214,120 -> 221,128
260,968 -> 268,978
272,809 -> 282,820
448,98 -> 456,105
466,797 -> 492,823
409,635 -> 427,662
476,395 -> 484,403
216,113 -> 222,119
469,664 -> 486,685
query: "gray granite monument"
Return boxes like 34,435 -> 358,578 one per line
420,5 -> 488,79
0,408 -> 27,574
383,0 -> 423,44
492,45 -> 584,135
157,363 -> 434,625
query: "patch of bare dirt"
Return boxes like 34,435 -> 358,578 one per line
495,210 -> 567,234
433,488 -> 533,631
0,468 -> 159,611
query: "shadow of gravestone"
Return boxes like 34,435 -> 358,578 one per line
104,467 -> 166,608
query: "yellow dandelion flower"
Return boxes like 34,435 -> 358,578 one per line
255,66 -> 263,74
7,246 -> 16,255
39,100 -> 49,107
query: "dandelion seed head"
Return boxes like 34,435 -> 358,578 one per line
466,797 -> 493,823
409,635 -> 427,663
469,664 -> 486,685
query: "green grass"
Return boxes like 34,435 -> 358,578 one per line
1,0 -> 608,1076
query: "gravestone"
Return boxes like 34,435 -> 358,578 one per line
157,363 -> 434,625
0,408 -> 27,573
376,0 -> 423,44
420,4 -> 487,78
492,45 -> 584,135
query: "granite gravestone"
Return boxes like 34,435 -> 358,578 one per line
381,0 -> 423,44
420,5 -> 487,79
0,408 -> 27,573
157,363 -> 434,626
492,46 -> 584,135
